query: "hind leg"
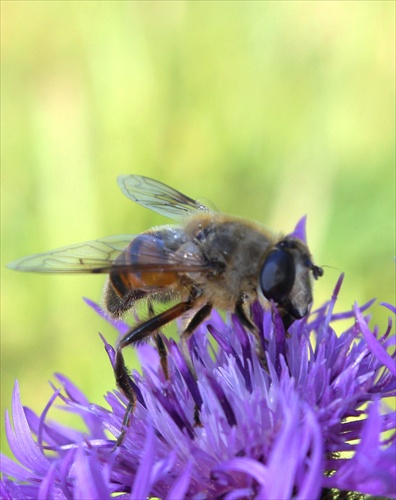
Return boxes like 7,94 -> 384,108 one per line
114,298 -> 198,447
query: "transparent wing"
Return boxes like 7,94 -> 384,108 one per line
7,236 -> 135,273
7,234 -> 210,274
118,175 -> 211,221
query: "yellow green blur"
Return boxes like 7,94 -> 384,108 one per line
1,2 -> 394,459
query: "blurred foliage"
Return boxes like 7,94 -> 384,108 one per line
1,2 -> 394,459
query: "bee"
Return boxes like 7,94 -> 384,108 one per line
8,175 -> 323,445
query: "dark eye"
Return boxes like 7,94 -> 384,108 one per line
260,249 -> 295,303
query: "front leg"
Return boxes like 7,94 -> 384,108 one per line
235,295 -> 267,369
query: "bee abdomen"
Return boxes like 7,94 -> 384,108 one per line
110,230 -> 186,295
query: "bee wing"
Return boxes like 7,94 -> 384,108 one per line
7,234 -> 210,274
7,236 -> 135,273
118,175 -> 211,221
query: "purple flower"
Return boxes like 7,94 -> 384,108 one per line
1,282 -> 395,499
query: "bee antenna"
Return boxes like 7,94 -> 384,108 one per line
311,264 -> 324,280
320,264 -> 341,272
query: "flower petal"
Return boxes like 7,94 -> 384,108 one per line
130,425 -> 155,499
72,447 -> 110,500
165,460 -> 193,500
5,381 -> 49,475
354,302 -> 396,375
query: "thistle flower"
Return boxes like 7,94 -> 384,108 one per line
1,279 -> 395,498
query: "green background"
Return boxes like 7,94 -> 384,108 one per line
1,1 -> 394,459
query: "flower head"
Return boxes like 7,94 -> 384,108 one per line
1,244 -> 395,499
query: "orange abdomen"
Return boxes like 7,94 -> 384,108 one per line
109,231 -> 184,297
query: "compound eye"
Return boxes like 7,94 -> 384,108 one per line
260,249 -> 295,303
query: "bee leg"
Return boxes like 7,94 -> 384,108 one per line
180,302 -> 212,426
147,298 -> 155,317
280,312 -> 294,332
147,299 -> 170,380
235,297 -> 268,370
113,356 -> 136,450
180,302 -> 213,373
154,333 -> 169,380
114,300 -> 194,447
235,297 -> 256,331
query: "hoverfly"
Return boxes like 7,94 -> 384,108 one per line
8,175 -> 323,445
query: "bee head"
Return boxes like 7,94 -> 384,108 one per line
259,238 -> 323,321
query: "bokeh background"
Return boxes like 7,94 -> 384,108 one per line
1,2 -> 394,459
